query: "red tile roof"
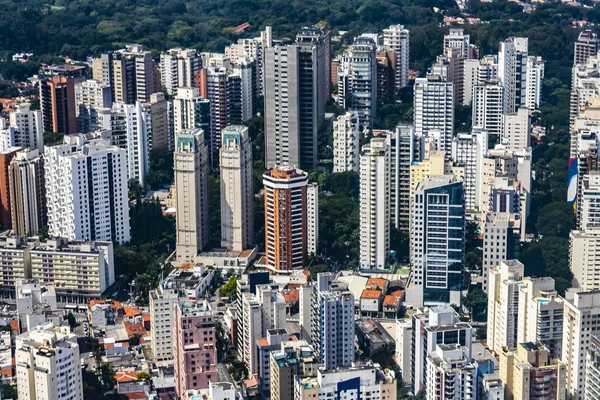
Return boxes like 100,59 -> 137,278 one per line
361,289 -> 382,300
123,307 -> 141,317
124,322 -> 147,338
9,320 -> 18,331
115,371 -> 138,382
366,278 -> 388,289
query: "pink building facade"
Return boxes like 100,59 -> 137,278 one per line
174,302 -> 219,397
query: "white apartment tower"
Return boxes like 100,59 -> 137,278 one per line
451,129 -> 488,211
487,259 -> 524,356
44,136 -> 130,244
307,183 -> 319,255
220,125 -> 253,251
502,107 -> 531,152
333,111 -> 360,173
498,37 -> 528,113
74,79 -> 112,132
395,125 -> 416,232
173,87 -> 211,136
413,76 -> 454,157
482,212 -> 521,293
444,28 -> 470,58
562,290 -> 600,400
359,136 -> 390,270
517,277 -> 564,359
9,103 -> 43,151
149,284 -> 180,362
16,323 -> 83,400
425,344 -> 476,400
382,25 -> 410,89
159,48 -> 201,95
472,79 -> 504,135
175,129 -> 209,262
311,273 -> 355,370
526,56 -> 544,110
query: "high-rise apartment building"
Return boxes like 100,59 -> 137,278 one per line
332,111 -> 360,173
74,79 -> 112,132
173,87 -> 211,136
175,129 -> 210,262
310,273 -> 355,370
517,277 -> 564,359
263,166 -> 308,271
444,28 -> 470,57
410,176 -> 465,306
240,284 -> 286,376
525,56 -> 544,110
232,56 -> 254,121
472,79 -> 504,135
92,44 -> 157,103
149,284 -> 180,362
16,323 -> 83,400
39,76 -> 76,135
270,340 -> 319,400
220,125 -> 253,251
264,27 -> 330,170
0,147 -> 19,230
413,75 -> 454,156
159,48 -> 201,95
395,125 -> 417,232
295,364 -> 396,400
307,183 -> 319,255
9,103 -> 43,151
382,24 -> 410,89
411,306 -> 472,394
359,136 -> 390,270
196,67 -> 229,158
451,129 -> 488,211
563,290 -> 600,400
425,344 -> 476,400
586,335 -> 600,400
502,108 -> 531,152
499,342 -> 566,400
498,37 -> 529,113
487,260 -> 525,356
174,301 -> 218,395
9,148 -> 46,236
338,36 -> 377,125
44,135 -> 130,244
575,30 -> 599,66
0,235 -> 114,300
482,212 -> 521,293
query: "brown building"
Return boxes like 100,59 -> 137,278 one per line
194,67 -> 230,158
263,166 -> 308,271
0,147 -> 21,230
39,76 -> 76,135
575,30 -> 599,66
376,50 -> 397,102
9,148 -> 47,236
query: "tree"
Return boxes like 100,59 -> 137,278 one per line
66,312 -> 77,328
219,276 -> 239,298
136,371 -> 151,381
308,264 -> 329,279
128,179 -> 144,201
461,289 -> 487,321
369,343 -> 395,369
2,384 -> 17,400
536,203 -> 575,238
129,334 -> 141,347
476,325 -> 487,340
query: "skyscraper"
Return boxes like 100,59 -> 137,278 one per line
220,125 -> 253,251
159,48 -> 201,95
39,76 -> 76,135
525,56 -> 544,110
264,27 -> 330,170
410,175 -> 465,306
9,148 -> 46,237
263,166 -> 308,271
498,37 -> 528,113
44,136 -> 130,244
382,24 -> 410,89
333,111 -> 360,173
443,28 -> 470,58
394,125 -> 417,232
0,147 -> 19,231
502,107 -> 531,152
413,75 -> 454,156
196,67 -> 229,159
175,129 -> 210,262
307,183 -> 319,255
451,129 -> 488,211
482,212 -> 521,293
359,136 -> 390,270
